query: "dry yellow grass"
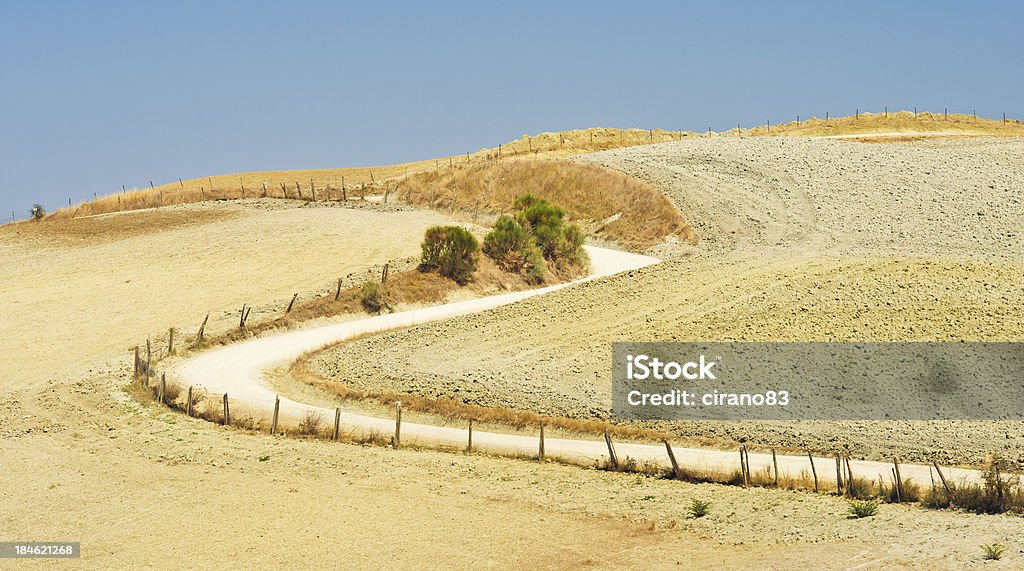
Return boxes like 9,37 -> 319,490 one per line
45,128 -> 694,221
744,110 -> 1024,138
400,159 -> 696,250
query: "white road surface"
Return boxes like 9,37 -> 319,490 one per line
170,245 -> 981,487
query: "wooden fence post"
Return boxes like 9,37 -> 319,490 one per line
186,386 -> 194,417
538,422 -> 545,460
380,263 -> 389,284
772,448 -> 779,487
394,401 -> 402,448
168,327 -> 174,356
133,345 -> 140,381
333,407 -> 341,441
741,445 -> 750,487
270,395 -> 280,435
146,338 -> 152,375
160,373 -> 166,404
808,452 -> 819,493
223,393 -> 230,426
835,456 -> 844,495
933,461 -> 952,498
845,456 -> 854,495
604,429 -> 618,470
467,419 -> 473,452
196,313 -> 209,343
286,293 -> 298,314
893,458 -> 904,502
663,440 -> 681,480
311,178 -> 316,202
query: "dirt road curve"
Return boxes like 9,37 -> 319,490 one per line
169,245 -> 981,487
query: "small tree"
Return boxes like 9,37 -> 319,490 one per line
420,225 -> 479,284
31,204 -> 46,221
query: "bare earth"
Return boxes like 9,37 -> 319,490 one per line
4,140 -> 1024,568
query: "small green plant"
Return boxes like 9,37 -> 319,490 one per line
258,455 -> 270,462
30,204 -> 46,221
420,225 -> 479,284
688,499 -> 711,518
359,280 -> 390,313
847,499 -> 879,519
981,542 -> 1006,561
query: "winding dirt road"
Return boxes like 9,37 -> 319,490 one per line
169,244 -> 981,488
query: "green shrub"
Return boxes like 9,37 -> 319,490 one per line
688,499 -> 711,518
31,204 -> 46,221
360,280 -> 389,313
482,194 -> 587,281
420,225 -> 479,284
523,245 -> 547,284
482,216 -> 532,271
847,499 -> 879,518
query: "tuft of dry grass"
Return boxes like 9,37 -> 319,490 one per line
400,159 -> 696,250
297,409 -> 324,436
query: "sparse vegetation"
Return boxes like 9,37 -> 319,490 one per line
297,410 -> 324,436
420,225 -> 479,284
688,499 -> 711,518
359,280 -> 391,314
847,500 -> 879,519
30,204 -> 46,221
981,542 -> 1006,561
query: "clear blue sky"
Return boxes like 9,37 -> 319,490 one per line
2,1 -> 1021,217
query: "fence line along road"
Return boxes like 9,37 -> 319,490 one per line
168,245 -> 983,487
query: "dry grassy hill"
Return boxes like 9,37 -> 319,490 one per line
399,159 -> 697,250
44,128 -> 692,221
745,109 -> 1024,138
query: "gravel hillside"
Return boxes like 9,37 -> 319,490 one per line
310,137 -> 1024,465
